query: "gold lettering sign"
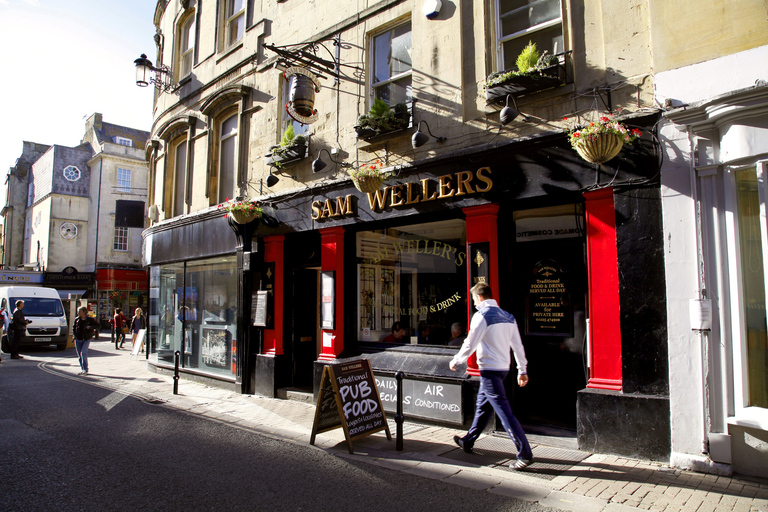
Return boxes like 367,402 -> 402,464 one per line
310,167 -> 493,220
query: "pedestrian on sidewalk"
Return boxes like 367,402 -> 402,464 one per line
114,308 -> 126,349
449,282 -> 534,470
0,300 -> 9,363
129,308 -> 146,349
73,306 -> 100,376
9,300 -> 32,360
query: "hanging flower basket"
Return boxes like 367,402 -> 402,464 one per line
349,160 -> 384,193
219,198 -> 263,224
565,116 -> 642,164
573,133 -> 625,164
352,175 -> 384,193
229,210 -> 261,224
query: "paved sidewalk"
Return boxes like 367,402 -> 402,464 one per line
27,337 -> 768,512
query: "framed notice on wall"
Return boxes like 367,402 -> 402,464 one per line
251,290 -> 269,327
525,259 -> 573,336
321,271 -> 335,330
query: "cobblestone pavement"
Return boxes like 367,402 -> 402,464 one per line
24,337 -> 768,512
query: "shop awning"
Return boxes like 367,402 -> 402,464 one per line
58,290 -> 87,300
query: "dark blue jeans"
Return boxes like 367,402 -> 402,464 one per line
463,370 -> 533,460
75,339 -> 90,372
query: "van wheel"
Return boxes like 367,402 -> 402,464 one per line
56,343 -> 66,351
1,335 -> 8,353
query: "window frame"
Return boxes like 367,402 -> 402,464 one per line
724,160 -> 768,415
215,109 -> 239,204
113,225 -> 129,252
116,168 -> 132,193
115,137 -> 133,147
221,0 -> 245,50
369,19 -> 413,106
494,0 -> 565,73
176,10 -> 196,80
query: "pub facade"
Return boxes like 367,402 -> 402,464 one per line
141,0 -> 668,461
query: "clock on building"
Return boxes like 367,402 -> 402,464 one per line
63,165 -> 81,181
60,222 -> 78,239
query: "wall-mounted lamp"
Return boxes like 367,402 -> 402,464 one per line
500,95 -> 529,125
312,148 -> 351,173
134,54 -> 172,92
266,169 -> 279,187
411,120 -> 447,149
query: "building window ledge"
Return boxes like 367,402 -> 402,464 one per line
727,407 -> 768,431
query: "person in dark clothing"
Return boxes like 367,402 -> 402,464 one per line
9,300 -> 32,359
73,306 -> 100,375
114,308 -> 126,349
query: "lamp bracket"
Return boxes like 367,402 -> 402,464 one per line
263,34 -> 364,86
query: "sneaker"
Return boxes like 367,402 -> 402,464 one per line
77,371 -> 85,375
510,458 -> 532,470
83,371 -> 88,375
453,435 -> 473,454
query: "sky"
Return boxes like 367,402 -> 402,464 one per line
0,0 -> 158,196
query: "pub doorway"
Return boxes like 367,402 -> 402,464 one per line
284,232 -> 322,391
503,205 -> 588,431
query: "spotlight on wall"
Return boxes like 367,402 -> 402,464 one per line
266,170 -> 279,187
311,148 -> 349,173
411,120 -> 447,149
133,54 -> 172,92
499,95 -> 529,125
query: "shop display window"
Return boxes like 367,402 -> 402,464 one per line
148,256 -> 238,378
356,219 -> 467,346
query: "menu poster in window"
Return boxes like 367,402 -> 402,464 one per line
201,327 -> 229,368
525,259 -> 573,336
251,290 -> 269,327
309,359 -> 391,454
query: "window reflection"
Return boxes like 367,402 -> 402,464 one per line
356,219 -> 467,346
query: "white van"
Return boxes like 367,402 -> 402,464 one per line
0,286 -> 69,351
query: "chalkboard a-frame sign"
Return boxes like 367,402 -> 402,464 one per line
309,359 -> 391,454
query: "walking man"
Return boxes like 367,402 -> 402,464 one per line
449,282 -> 534,470
73,306 -> 99,376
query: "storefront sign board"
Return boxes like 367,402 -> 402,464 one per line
374,374 -> 463,425
310,360 -> 391,454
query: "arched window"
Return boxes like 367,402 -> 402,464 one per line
217,111 -> 238,204
177,11 -> 196,79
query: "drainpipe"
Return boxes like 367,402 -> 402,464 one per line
687,128 -> 712,455
94,158 -> 103,289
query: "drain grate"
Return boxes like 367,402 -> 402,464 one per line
440,435 -> 590,480
386,419 -> 428,436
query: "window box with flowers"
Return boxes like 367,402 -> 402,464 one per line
265,125 -> 309,168
220,198 -> 263,224
565,115 -> 642,164
354,99 -> 412,141
348,160 -> 385,193
484,44 -> 569,105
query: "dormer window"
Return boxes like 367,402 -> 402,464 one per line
63,165 -> 81,181
115,137 -> 133,147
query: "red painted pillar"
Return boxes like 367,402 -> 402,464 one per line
318,226 -> 345,361
584,189 -> 623,390
263,235 -> 285,356
463,204 -> 500,377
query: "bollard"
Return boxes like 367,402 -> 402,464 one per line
173,350 -> 180,395
395,371 -> 404,451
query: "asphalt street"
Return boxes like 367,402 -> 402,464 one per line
0,347 -> 563,512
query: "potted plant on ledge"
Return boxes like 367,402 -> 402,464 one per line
484,42 -> 567,104
354,99 -> 411,140
348,160 -> 385,193
220,198 -> 263,224
565,115 -> 642,164
266,125 -> 309,167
